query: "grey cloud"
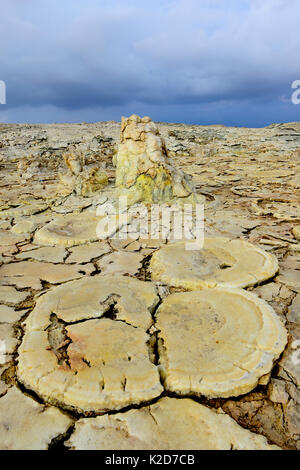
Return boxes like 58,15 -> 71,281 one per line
1,0 -> 300,125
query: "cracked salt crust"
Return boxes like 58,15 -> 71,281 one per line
0,202 -> 48,220
58,147 -> 108,197
16,246 -> 67,263
0,260 -> 94,289
156,288 -> 287,398
0,323 -> 19,354
17,275 -> 163,414
0,230 -> 28,246
66,397 -> 279,450
292,226 -> 300,240
287,294 -> 300,323
150,237 -> 279,290
66,241 -> 110,263
11,219 -> 39,234
0,387 -> 73,450
96,251 -> 144,276
0,119 -> 300,449
278,326 -> 300,388
0,285 -> 29,305
0,305 -> 25,323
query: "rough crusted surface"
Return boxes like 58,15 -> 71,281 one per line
66,397 -> 279,450
0,305 -> 25,323
34,213 -> 106,247
16,246 -> 67,263
59,147 -> 108,197
0,259 -> 93,289
66,241 -> 110,263
0,387 -> 72,450
96,251 -> 144,276
292,226 -> 300,240
0,286 -> 29,305
150,238 -> 279,289
0,120 -> 300,449
17,275 -> 162,414
114,115 -> 199,205
156,288 -> 287,398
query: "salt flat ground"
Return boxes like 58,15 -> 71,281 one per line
0,121 -> 299,449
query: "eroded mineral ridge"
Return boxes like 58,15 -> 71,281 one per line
114,115 -> 199,205
59,146 -> 108,197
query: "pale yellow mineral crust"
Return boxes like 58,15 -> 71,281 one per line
34,212 -> 121,247
16,245 -> 67,263
65,397 -> 279,450
156,289 -> 287,398
17,275 -> 163,414
66,241 -> 110,263
150,237 -> 279,289
0,259 -> 90,289
1,119 -> 299,450
114,115 -> 199,205
293,226 -> 300,240
0,202 -> 49,220
59,147 -> 108,197
0,387 -> 72,450
0,285 -> 29,305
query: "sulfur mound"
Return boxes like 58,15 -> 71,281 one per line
17,275 -> 163,414
150,238 -> 278,289
59,147 -> 108,197
65,397 -> 279,450
156,289 -> 287,398
114,115 -> 199,205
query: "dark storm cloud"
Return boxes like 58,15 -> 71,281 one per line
1,0 -> 300,125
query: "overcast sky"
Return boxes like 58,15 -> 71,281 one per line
1,0 -> 300,126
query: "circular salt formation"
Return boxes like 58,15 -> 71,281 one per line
156,289 -> 287,398
34,212 -> 119,247
150,238 -> 278,289
17,275 -> 163,414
